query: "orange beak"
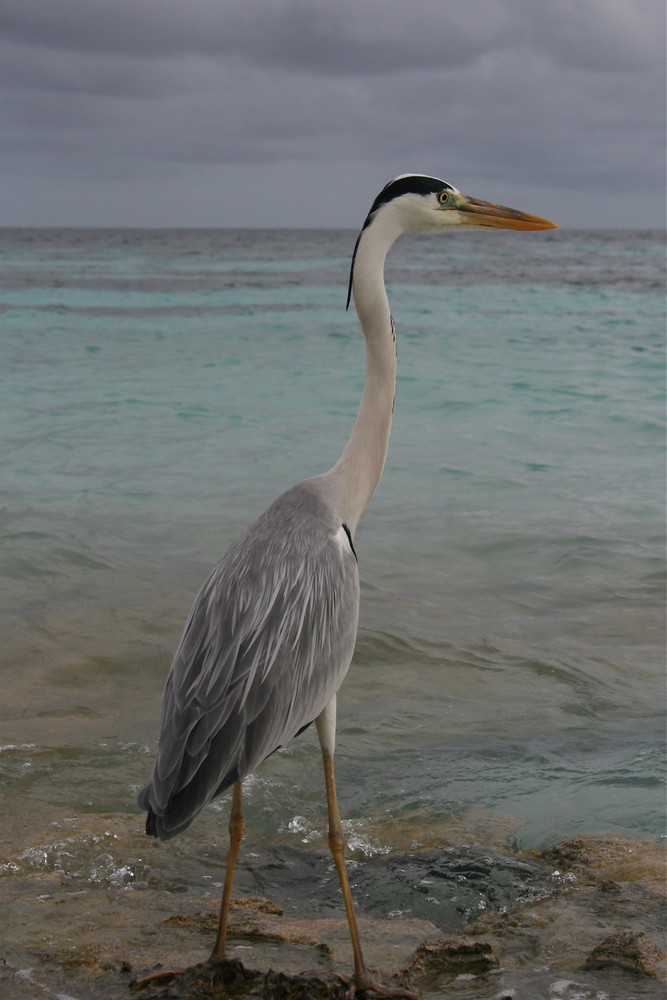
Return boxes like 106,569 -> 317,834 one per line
458,196 -> 559,231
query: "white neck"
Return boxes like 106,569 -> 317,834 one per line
326,213 -> 403,534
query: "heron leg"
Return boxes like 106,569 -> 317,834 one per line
212,780 -> 245,959
321,750 -> 420,999
321,749 -> 367,979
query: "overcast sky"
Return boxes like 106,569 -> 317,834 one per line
2,0 -> 665,228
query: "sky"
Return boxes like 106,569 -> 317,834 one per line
2,0 -> 665,229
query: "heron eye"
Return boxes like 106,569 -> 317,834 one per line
438,190 -> 450,205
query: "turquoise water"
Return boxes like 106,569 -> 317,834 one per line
0,227 -> 665,992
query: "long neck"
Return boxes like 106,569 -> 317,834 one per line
327,218 -> 401,534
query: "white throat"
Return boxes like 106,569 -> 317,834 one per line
326,215 -> 403,534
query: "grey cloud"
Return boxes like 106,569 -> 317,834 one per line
6,0 -> 660,74
1,0 -> 664,227
516,0 -> 664,72
3,0 -> 491,66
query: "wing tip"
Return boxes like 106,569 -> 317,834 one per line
145,807 -> 159,838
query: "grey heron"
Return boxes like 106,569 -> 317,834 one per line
138,175 -> 557,997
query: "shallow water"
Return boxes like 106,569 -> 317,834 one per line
0,226 -> 665,996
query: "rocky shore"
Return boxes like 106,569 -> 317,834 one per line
1,834 -> 664,999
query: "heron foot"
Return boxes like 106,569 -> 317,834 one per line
130,967 -> 184,990
335,970 -> 420,1000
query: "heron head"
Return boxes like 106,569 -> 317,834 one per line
347,174 -> 558,308
362,173 -> 559,234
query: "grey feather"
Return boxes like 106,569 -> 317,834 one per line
137,477 -> 359,840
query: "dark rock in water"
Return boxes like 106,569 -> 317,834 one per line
350,844 -> 557,930
130,958 -> 362,999
584,931 -> 667,980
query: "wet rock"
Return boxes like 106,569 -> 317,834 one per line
543,836 -> 665,894
351,844 -> 558,931
584,930 -> 667,981
0,962 -> 50,1000
4,830 -> 664,999
161,903 -> 439,971
400,935 -> 498,990
164,896 -> 291,944
131,957 -> 349,999
449,837 -> 667,987
232,896 -> 284,915
462,910 -> 542,965
130,938 -> 500,999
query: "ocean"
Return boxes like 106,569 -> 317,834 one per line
0,226 -> 665,998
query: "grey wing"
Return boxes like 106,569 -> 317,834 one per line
137,481 -> 359,840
